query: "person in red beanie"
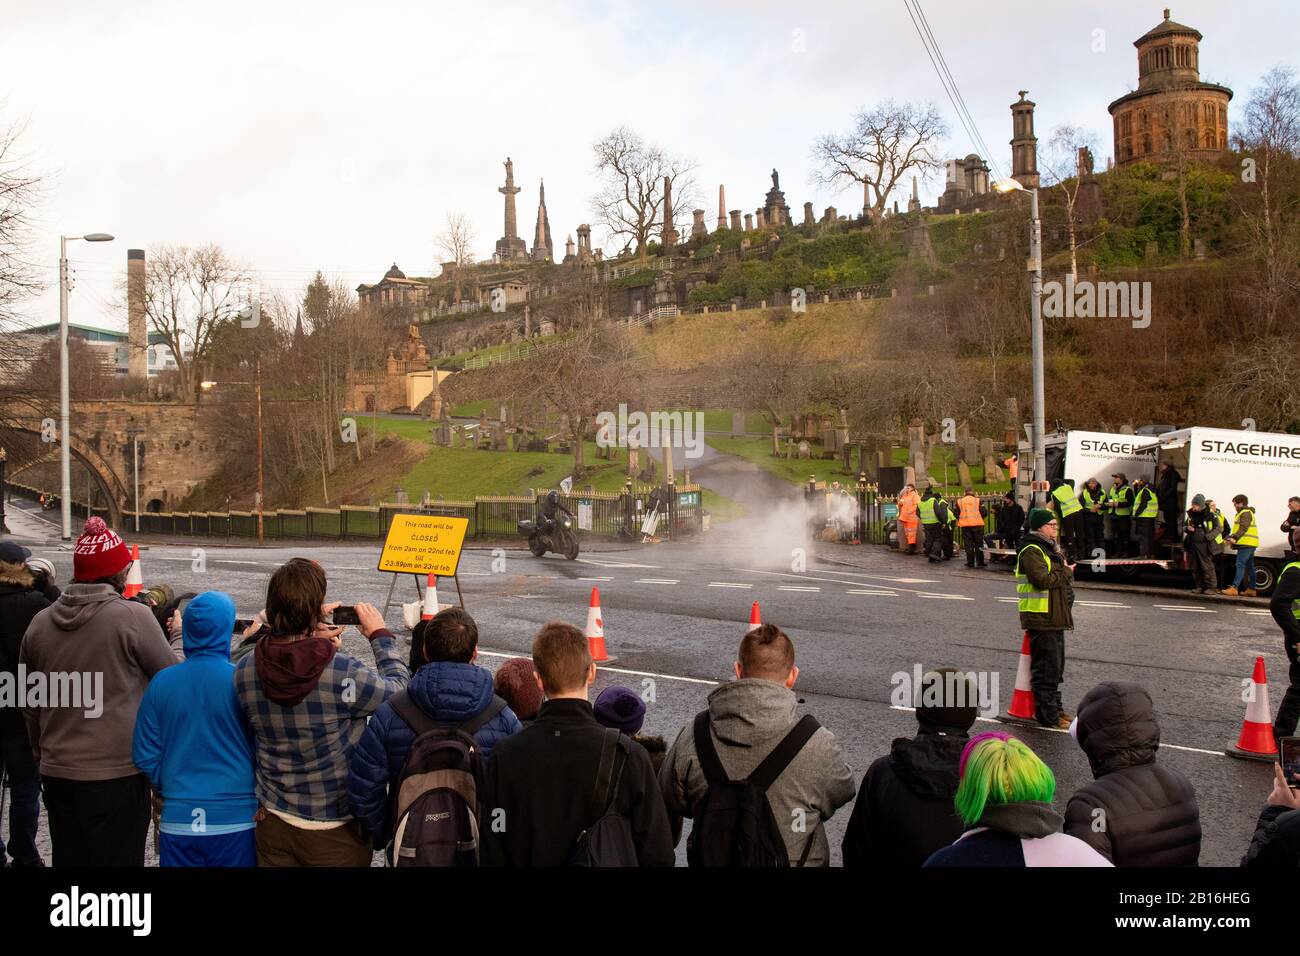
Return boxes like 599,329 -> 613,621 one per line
19,517 -> 182,866
493,657 -> 544,727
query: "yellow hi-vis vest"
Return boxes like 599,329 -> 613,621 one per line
1134,486 -> 1159,519
1235,507 -> 1259,548
1052,485 -> 1081,517
1207,511 -> 1225,546
1081,488 -> 1105,511
1281,561 -> 1300,620
1015,543 -> 1050,614
1108,485 -> 1133,516
918,497 -> 939,525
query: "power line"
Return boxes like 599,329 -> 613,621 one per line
902,0 -> 1006,184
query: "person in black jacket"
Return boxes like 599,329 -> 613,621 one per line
1241,763 -> 1300,867
1269,559 -> 1300,743
482,621 -> 672,866
842,667 -> 977,867
1155,463 -> 1182,536
0,542 -> 52,867
984,493 -> 1025,553
1063,681 -> 1201,866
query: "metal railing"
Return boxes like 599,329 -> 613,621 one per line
6,480 -> 704,544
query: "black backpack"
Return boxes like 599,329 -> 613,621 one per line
687,711 -> 821,867
386,690 -> 506,867
569,729 -> 640,867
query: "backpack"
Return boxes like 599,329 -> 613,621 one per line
569,728 -> 640,867
687,710 -> 821,867
386,690 -> 506,867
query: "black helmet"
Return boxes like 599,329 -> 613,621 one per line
547,490 -> 559,503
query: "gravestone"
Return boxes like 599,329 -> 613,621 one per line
797,440 -> 812,460
731,411 -> 744,437
984,455 -> 1005,482
957,461 -> 973,488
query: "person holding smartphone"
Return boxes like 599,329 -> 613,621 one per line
1241,762 -> 1300,868
1269,559 -> 1300,745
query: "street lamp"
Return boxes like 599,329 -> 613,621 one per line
59,232 -> 115,540
993,178 -> 1045,507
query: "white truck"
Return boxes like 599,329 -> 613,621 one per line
1128,426 -> 1300,592
1006,426 -> 1300,593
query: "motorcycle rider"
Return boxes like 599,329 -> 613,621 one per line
538,490 -> 572,534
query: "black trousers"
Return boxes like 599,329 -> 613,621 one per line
1027,629 -> 1065,726
1081,514 -> 1105,562
961,527 -> 985,566
1134,517 -> 1156,558
923,523 -> 943,560
42,773 -> 151,867
1186,534 -> 1218,591
1274,634 -> 1300,741
1059,512 -> 1083,562
1111,515 -> 1131,556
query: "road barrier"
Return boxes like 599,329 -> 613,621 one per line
6,480 -> 705,545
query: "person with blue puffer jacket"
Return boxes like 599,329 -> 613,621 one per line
346,607 -> 521,849
132,591 -> 258,866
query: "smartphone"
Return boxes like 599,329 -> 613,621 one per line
235,618 -> 255,632
1280,737 -> 1300,790
330,606 -> 361,626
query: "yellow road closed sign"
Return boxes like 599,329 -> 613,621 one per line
378,514 -> 470,577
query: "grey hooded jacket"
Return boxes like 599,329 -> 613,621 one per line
658,678 -> 855,866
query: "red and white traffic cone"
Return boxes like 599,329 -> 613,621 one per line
586,587 -> 615,664
745,601 -> 762,635
998,633 -> 1038,725
421,573 -> 440,620
1226,656 -> 1278,762
123,545 -> 143,599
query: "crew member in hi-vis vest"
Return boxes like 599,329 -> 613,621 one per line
1015,508 -> 1076,729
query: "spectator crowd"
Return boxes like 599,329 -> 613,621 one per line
2,516 -> 1299,869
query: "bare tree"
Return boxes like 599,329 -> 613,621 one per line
436,212 -> 476,304
1233,66 -> 1300,336
591,126 -> 697,261
142,244 -> 254,401
1221,336 -> 1300,431
0,113 -> 42,415
727,328 -> 814,455
812,99 -> 947,221
1040,124 -> 1099,278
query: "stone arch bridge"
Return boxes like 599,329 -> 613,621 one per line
2,400 -> 226,527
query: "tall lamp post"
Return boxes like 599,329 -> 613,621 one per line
993,179 -> 1045,507
59,232 -> 115,539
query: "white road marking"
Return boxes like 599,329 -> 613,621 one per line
578,558 -> 662,569
457,571 -> 490,576
215,559 -> 263,565
1077,601 -> 1130,608
996,597 -> 1019,603
579,576 -> 613,582
635,578 -> 679,585
778,585 -> 821,592
708,582 -> 752,589
815,569 -> 939,584
846,589 -> 898,596
918,592 -> 973,601
1154,605 -> 1217,613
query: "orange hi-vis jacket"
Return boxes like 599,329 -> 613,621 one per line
957,495 -> 984,527
1004,456 -> 1019,480
898,491 -> 920,523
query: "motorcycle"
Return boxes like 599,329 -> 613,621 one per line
518,514 -> 580,560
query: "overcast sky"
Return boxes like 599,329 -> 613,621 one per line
3,0 -> 1294,331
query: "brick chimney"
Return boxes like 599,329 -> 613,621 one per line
126,249 -> 148,382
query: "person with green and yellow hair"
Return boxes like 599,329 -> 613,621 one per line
924,732 -> 1111,867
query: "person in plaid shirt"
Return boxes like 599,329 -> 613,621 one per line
235,558 -> 408,866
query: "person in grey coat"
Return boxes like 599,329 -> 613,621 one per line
1063,681 -> 1201,866
658,624 -> 855,866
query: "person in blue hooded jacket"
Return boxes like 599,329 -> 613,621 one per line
132,591 -> 257,866
346,607 -> 521,850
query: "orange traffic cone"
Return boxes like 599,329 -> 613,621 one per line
998,633 -> 1037,725
1226,656 -> 1278,762
123,545 -> 143,598
745,601 -> 762,635
586,587 -> 615,664
421,573 -> 440,620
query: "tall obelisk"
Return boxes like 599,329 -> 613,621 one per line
716,184 -> 727,231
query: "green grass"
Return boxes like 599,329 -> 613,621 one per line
705,435 -> 857,485
703,489 -> 748,523
668,408 -> 771,434
889,445 -> 1010,495
358,414 -> 435,443
449,399 -> 493,418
